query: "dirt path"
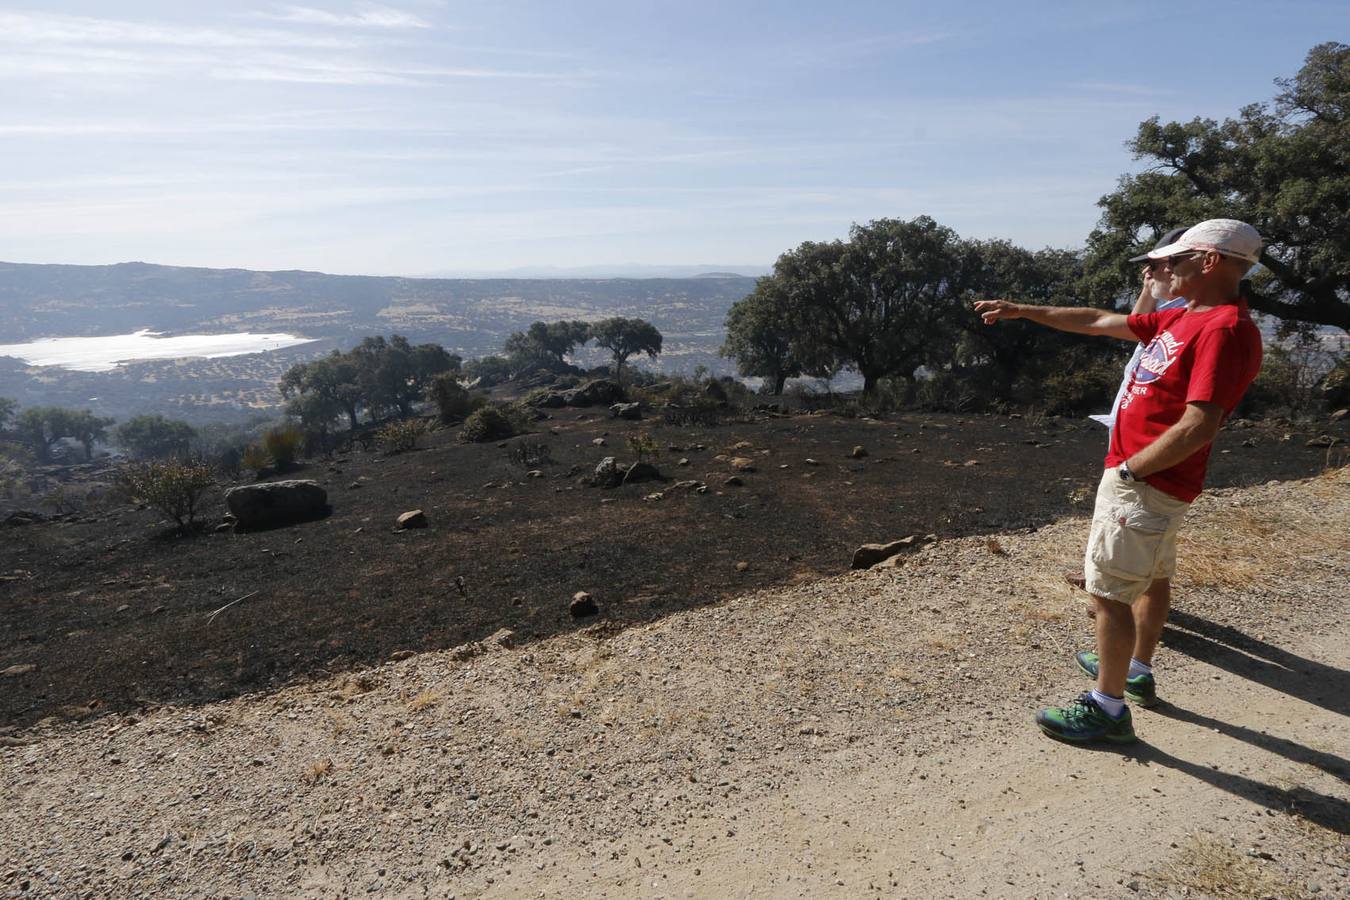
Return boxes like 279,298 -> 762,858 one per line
3,469 -> 1346,899
514,617 -> 1349,899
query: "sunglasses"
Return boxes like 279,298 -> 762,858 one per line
1150,251 -> 1207,270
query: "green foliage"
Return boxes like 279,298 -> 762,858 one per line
590,317 -> 663,385
624,432 -> 659,463
13,406 -> 114,462
459,405 -> 519,443
1084,42 -> 1350,331
463,355 -> 514,388
1037,352 -> 1126,416
506,440 -> 553,468
280,336 -> 460,430
1322,355 -> 1350,409
118,459 -> 216,534
1242,335 -> 1342,418
0,397 -> 15,431
378,418 -> 426,453
262,425 -> 303,470
114,414 -> 197,460
428,374 -> 484,422
762,217 -> 978,394
721,275 -> 803,395
504,320 -> 591,373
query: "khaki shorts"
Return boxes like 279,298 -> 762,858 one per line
1083,469 -> 1190,605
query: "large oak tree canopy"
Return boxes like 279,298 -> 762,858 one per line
1086,42 -> 1350,332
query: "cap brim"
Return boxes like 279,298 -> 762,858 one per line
1128,252 -> 1151,263
1145,241 -> 1189,260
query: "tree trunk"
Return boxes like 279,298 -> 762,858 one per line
862,371 -> 880,395
773,372 -> 788,395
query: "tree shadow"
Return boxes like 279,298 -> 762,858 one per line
1161,610 -> 1349,718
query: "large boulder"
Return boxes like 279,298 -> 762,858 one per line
225,480 -> 329,530
563,380 -> 624,407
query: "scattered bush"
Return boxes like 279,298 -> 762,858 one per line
118,459 -> 216,534
624,432 -> 659,463
913,371 -> 978,414
241,443 -> 270,475
1037,355 -> 1121,416
378,418 -> 426,453
263,425 -> 304,470
507,440 -> 553,467
428,374 -> 485,423
460,406 -> 518,443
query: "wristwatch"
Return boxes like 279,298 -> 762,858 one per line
1118,461 -> 1137,483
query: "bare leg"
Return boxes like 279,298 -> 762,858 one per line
1093,594 -> 1135,698
1131,578 -> 1171,665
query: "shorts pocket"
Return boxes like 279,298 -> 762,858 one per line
1089,501 -> 1170,581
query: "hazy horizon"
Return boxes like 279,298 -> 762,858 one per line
3,2 -> 1346,276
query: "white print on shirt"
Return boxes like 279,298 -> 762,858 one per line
1119,329 -> 1185,412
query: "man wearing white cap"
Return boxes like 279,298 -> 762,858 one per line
975,218 -> 1264,743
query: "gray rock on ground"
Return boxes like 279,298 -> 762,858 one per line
610,402 -> 642,420
851,535 -> 919,569
569,591 -> 599,618
396,509 -> 428,530
593,457 -> 621,488
224,480 -> 329,530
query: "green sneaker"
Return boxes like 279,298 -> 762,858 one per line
1075,651 -> 1159,708
1036,692 -> 1136,744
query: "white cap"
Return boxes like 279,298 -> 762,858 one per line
1147,218 -> 1263,265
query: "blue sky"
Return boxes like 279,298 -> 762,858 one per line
1,1 -> 1345,276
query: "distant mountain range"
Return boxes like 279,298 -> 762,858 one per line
420,264 -> 769,279
0,260 -> 759,423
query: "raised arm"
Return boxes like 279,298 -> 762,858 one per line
973,299 -> 1137,341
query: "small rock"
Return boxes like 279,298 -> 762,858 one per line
677,457 -> 690,466
729,457 -> 756,472
735,561 -> 750,572
487,628 -> 515,649
804,458 -> 819,466
592,437 -> 607,447
390,649 -> 416,661
1329,408 -> 1347,422
396,510 -> 428,530
1306,434 -> 1340,447
723,476 -> 744,487
851,445 -> 867,459
2,664 -> 37,677
526,470 -> 544,479
569,591 -> 599,618
851,536 -> 918,569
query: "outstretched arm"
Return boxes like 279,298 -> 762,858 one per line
973,299 -> 1137,341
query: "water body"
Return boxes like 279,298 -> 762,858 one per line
0,329 -> 316,373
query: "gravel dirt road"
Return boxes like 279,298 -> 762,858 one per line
3,467 -> 1346,899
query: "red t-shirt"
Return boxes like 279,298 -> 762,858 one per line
1105,300 -> 1263,502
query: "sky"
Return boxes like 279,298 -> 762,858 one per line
1,1 -> 1346,277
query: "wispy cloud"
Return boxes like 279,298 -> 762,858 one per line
257,4 -> 431,29
0,10 -> 356,49
0,10 -> 584,86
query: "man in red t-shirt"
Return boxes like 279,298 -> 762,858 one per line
974,218 -> 1264,744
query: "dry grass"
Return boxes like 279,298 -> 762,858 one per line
406,689 -> 443,713
1178,468 -> 1349,589
1151,835 -> 1300,899
322,708 -> 354,737
302,758 -> 334,783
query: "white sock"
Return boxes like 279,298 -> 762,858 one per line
1090,689 -> 1127,718
1128,658 -> 1153,678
